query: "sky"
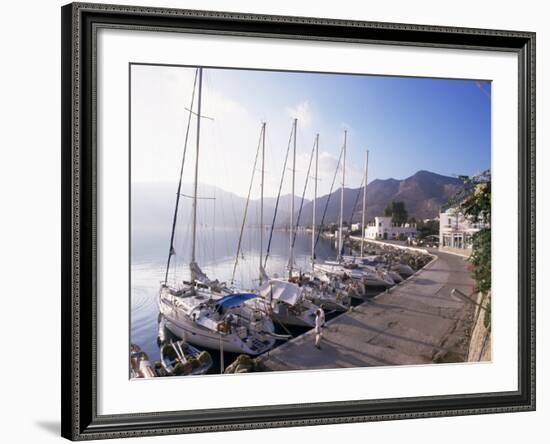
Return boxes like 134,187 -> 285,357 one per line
130,64 -> 491,200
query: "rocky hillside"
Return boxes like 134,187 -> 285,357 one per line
300,170 -> 465,224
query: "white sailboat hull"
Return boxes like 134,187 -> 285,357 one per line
315,263 -> 394,288
162,317 -> 269,355
161,312 -> 275,355
159,289 -> 276,356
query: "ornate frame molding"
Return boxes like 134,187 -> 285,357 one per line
61,2 -> 535,440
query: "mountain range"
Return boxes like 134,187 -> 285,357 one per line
131,170 -> 464,236
301,170 -> 464,225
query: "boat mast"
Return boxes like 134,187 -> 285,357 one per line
164,69 -> 198,285
361,149 -> 369,257
288,118 -> 297,279
263,124 -> 294,269
338,130 -> 347,260
231,125 -> 264,285
312,133 -> 319,270
190,67 -> 203,281
259,121 -> 266,284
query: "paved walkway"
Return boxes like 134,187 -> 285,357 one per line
259,250 -> 475,370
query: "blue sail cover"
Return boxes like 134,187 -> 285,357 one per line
215,293 -> 257,310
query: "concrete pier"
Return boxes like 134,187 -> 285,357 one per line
259,250 -> 476,371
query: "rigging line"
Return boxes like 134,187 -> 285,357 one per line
209,100 -> 232,274
263,124 -> 295,268
314,144 -> 344,250
212,178 -> 217,273
182,204 -> 192,280
183,107 -> 214,120
348,175 -> 365,226
178,193 -> 216,200
231,124 -> 265,285
164,68 -> 199,285
291,137 -> 316,250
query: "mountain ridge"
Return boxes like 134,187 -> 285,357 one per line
300,170 -> 464,225
131,170 -> 465,235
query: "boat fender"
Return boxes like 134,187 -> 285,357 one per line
174,361 -> 193,376
197,351 -> 212,365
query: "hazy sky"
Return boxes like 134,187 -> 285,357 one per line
130,64 -> 491,200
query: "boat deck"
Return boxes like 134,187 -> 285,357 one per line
258,250 -> 476,370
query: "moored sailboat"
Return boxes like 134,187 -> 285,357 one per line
314,139 -> 395,294
255,119 -> 321,327
158,67 -> 277,356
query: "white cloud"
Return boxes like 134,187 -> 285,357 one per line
318,151 -> 340,178
131,66 -> 360,199
286,100 -> 313,127
317,150 -> 364,191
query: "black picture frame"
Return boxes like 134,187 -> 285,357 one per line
61,2 -> 536,440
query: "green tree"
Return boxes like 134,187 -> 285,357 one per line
449,170 -> 491,294
384,201 -> 408,225
417,219 -> 440,239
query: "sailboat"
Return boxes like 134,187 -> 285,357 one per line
255,119 -> 320,327
158,67 -> 277,356
314,136 -> 395,292
284,132 -> 352,311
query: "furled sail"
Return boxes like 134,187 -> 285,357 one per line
259,279 -> 303,306
189,262 -> 211,284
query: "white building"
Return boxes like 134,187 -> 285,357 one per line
439,208 -> 484,251
364,216 -> 417,241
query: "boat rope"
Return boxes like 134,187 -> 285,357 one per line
291,138 -> 316,250
263,124 -> 294,268
264,286 -> 294,338
231,124 -> 265,285
314,144 -> 344,250
164,68 -> 199,284
348,175 -> 365,227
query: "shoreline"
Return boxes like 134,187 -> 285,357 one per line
258,248 -> 478,371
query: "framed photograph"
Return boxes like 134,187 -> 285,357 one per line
61,2 -> 535,440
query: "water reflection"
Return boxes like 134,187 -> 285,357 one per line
131,230 -> 337,374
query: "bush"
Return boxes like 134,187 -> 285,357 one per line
470,228 -> 491,294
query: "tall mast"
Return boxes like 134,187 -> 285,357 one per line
288,118 -> 297,279
164,69 -> 198,285
259,122 -> 266,284
231,124 -> 264,285
361,149 -> 369,257
338,130 -> 347,260
190,67 -> 203,279
312,133 -> 319,270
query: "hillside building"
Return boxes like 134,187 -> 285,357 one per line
364,216 -> 418,240
439,208 -> 484,252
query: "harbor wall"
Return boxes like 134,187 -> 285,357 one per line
467,291 -> 491,361
348,236 -> 430,255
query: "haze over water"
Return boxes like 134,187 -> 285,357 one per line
130,228 -> 337,364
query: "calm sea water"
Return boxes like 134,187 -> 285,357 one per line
130,228 -> 337,369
